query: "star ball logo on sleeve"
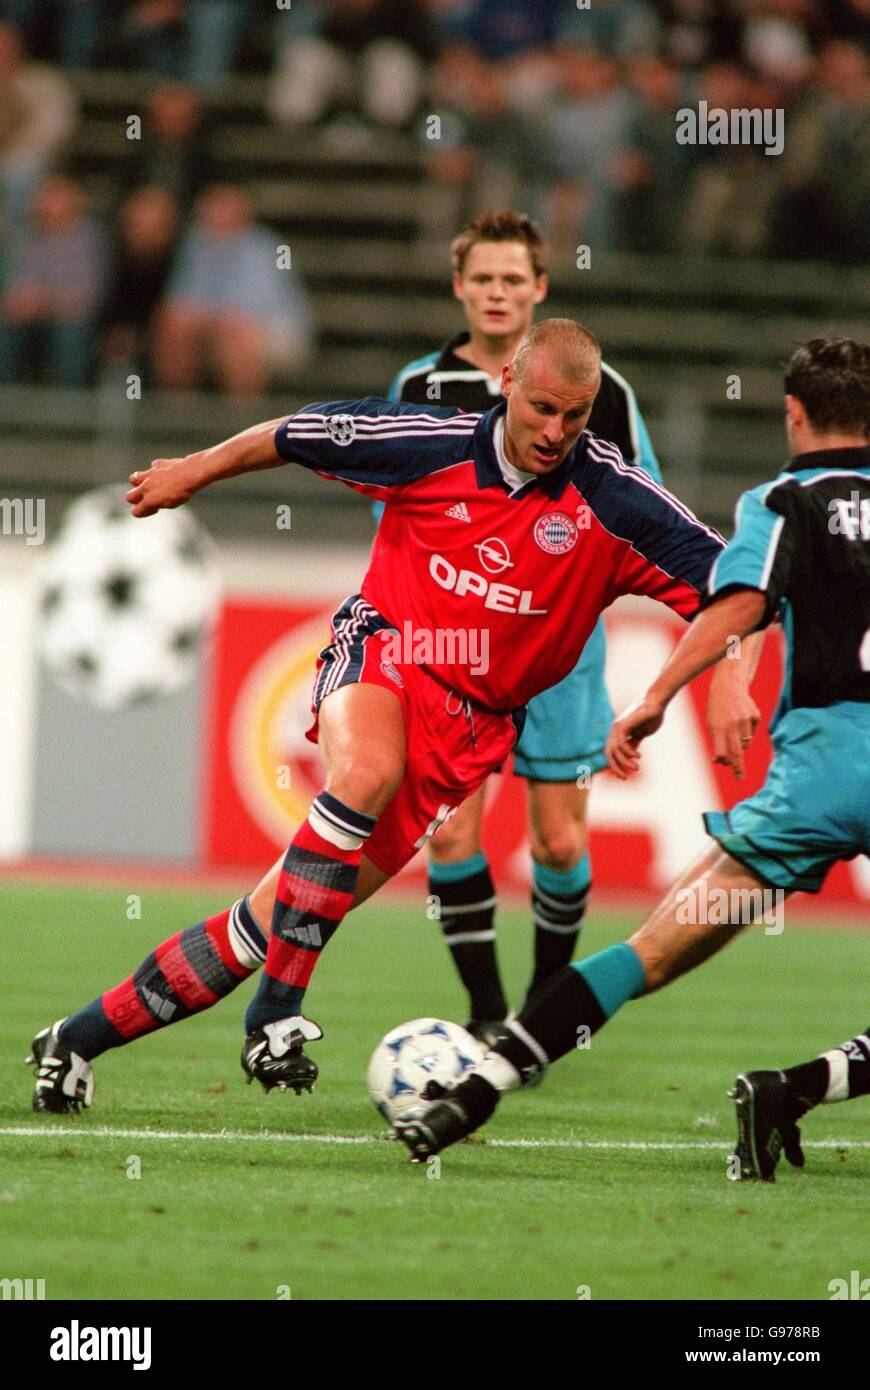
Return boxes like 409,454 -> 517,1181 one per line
324,414 -> 356,446
534,512 -> 579,555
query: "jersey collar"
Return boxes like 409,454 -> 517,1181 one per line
436,331 -> 477,371
433,331 -> 505,394
784,444 -> 870,474
472,400 -> 582,500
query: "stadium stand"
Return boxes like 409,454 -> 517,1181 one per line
0,1 -> 867,538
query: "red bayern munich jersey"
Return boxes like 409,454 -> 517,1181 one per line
275,398 -> 725,711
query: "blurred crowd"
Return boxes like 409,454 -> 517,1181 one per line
0,0 -> 866,392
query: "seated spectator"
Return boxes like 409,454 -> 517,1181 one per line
0,175 -> 103,386
622,54 -> 693,252
681,61 -> 780,255
538,46 -> 640,253
416,44 -> 544,256
101,185 -> 180,382
153,184 -> 312,397
270,0 -> 437,132
773,39 -> 870,263
122,1 -> 247,90
126,81 -> 208,210
0,21 -> 77,229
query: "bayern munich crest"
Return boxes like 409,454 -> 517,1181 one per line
533,512 -> 579,555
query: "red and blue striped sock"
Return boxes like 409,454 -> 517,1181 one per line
244,791 -> 377,1034
57,898 -> 267,1062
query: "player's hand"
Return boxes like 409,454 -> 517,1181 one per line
126,455 -> 205,517
606,693 -> 666,779
706,675 -> 760,781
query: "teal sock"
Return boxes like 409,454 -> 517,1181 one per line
506,942 -> 645,1070
572,942 -> 646,1019
533,853 -> 591,898
429,851 -> 488,885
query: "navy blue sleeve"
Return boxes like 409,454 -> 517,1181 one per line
274,397 -> 478,490
581,434 -> 725,599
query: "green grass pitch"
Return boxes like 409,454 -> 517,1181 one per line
1,881 -> 868,1301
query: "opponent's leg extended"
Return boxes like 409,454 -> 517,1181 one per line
394,847 -> 773,1159
30,684 -> 402,1113
428,783 -> 509,1040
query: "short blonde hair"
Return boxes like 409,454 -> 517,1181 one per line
511,318 -> 601,384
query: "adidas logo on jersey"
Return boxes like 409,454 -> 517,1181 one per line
445,503 -> 471,523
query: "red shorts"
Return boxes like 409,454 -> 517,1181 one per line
307,595 -> 524,877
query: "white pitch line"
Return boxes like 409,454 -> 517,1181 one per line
0,1125 -> 869,1152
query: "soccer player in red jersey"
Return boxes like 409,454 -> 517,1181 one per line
387,210 -> 665,1043
29,317 -> 756,1113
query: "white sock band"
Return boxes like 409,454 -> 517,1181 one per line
228,900 -> 266,970
822,1048 -> 850,1103
308,802 -> 365,851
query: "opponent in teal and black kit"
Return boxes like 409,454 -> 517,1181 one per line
702,453 -> 870,892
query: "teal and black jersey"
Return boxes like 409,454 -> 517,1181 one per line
705,445 -> 870,726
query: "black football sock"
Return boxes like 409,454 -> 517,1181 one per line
525,854 -> 591,1004
784,1026 -> 870,1111
453,946 -> 646,1124
428,853 -> 508,1021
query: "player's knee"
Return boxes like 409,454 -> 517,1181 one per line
429,817 -> 480,862
326,755 -> 402,817
530,828 -> 582,873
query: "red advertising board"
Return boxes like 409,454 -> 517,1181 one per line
203,595 -> 868,906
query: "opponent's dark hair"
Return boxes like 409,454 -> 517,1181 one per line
451,210 -> 548,278
784,338 -> 870,437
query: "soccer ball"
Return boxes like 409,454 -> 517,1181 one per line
38,485 -> 220,710
367,1018 -> 486,1124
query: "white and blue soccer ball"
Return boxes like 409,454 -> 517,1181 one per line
367,1018 -> 486,1124
38,485 -> 220,710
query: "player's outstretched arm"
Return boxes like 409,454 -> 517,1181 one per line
607,589 -> 767,779
705,628 -> 765,775
126,417 -> 289,517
